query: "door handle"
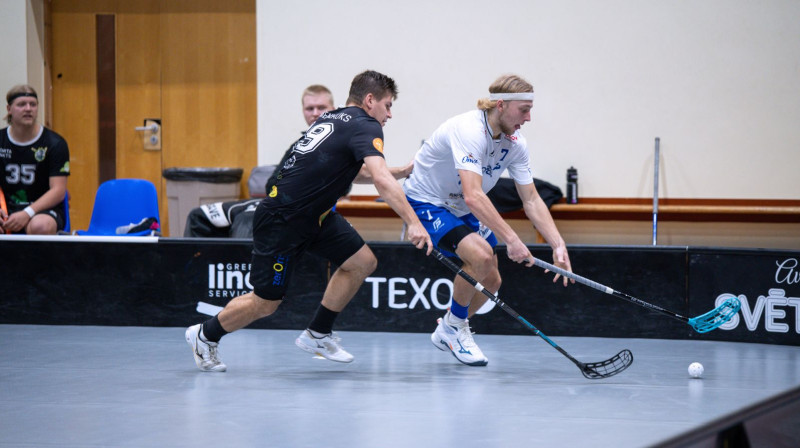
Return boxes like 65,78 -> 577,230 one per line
135,123 -> 159,132
135,118 -> 161,150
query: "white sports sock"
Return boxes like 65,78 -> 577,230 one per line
445,311 -> 466,326
308,329 -> 328,339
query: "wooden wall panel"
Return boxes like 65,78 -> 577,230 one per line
115,1 -> 162,187
51,1 -> 105,232
160,0 -> 257,197
50,0 -> 256,235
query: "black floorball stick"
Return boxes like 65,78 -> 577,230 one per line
432,248 -> 633,380
531,258 -> 740,333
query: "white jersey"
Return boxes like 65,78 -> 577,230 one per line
403,109 -> 533,217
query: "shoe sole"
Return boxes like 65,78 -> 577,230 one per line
449,350 -> 488,367
431,325 -> 488,367
295,338 -> 354,363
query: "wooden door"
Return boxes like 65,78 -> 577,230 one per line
50,0 -> 256,235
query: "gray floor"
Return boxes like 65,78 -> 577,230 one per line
1,324 -> 798,448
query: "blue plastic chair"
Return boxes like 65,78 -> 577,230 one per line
76,179 -> 160,236
62,191 -> 70,233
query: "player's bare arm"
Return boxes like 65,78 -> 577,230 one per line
459,169 -> 532,266
363,155 -> 431,254
2,176 -> 67,233
352,159 -> 413,184
516,181 -> 574,286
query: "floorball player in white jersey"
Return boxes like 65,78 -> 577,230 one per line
403,73 -> 574,366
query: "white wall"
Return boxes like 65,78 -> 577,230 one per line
0,0 -> 29,108
256,0 -> 800,199
0,0 -> 46,122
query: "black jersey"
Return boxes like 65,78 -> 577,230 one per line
0,126 -> 70,211
263,106 -> 384,223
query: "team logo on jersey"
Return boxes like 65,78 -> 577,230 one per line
269,185 -> 278,197
60,161 -> 70,173
372,138 -> 384,153
31,146 -> 48,162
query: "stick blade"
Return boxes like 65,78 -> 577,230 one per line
688,297 -> 741,333
580,349 -> 634,379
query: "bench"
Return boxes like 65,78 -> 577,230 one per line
336,196 -> 800,223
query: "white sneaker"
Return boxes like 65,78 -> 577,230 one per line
185,324 -> 227,372
431,318 -> 448,351
430,313 -> 488,366
295,330 -> 354,363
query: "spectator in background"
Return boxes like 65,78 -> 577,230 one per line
184,84 -> 412,238
0,85 -> 70,235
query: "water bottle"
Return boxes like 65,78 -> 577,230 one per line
566,166 -> 578,204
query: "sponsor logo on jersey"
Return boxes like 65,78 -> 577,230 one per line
372,138 -> 384,152
60,161 -> 70,173
461,154 -> 479,164
504,134 -> 517,142
272,255 -> 289,286
478,223 -> 492,239
31,146 -> 48,162
482,163 -> 503,176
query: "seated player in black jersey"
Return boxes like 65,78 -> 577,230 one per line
185,71 -> 432,371
1,85 -> 70,235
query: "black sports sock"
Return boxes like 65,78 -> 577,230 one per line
201,315 -> 228,343
307,304 -> 339,336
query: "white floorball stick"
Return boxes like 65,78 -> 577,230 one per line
652,137 -> 660,246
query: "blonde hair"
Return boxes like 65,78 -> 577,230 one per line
477,74 -> 533,111
5,84 -> 38,124
301,84 -> 334,107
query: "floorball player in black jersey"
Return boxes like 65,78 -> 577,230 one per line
186,70 -> 432,371
1,85 -> 70,235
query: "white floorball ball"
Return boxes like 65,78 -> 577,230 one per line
688,362 -> 704,378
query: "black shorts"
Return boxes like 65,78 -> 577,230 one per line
250,207 -> 364,300
9,205 -> 67,233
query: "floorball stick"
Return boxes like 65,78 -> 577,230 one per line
531,258 -> 740,333
432,248 -> 633,380
0,186 -> 10,234
652,137 -> 660,246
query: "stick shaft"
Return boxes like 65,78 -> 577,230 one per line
531,257 -> 689,323
653,137 -> 660,246
431,249 -> 583,366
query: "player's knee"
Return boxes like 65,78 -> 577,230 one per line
349,252 -> 377,279
485,269 -> 502,291
465,248 -> 495,276
341,245 -> 377,278
27,217 -> 57,235
252,292 -> 281,318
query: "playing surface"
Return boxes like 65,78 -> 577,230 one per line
1,325 -> 798,447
